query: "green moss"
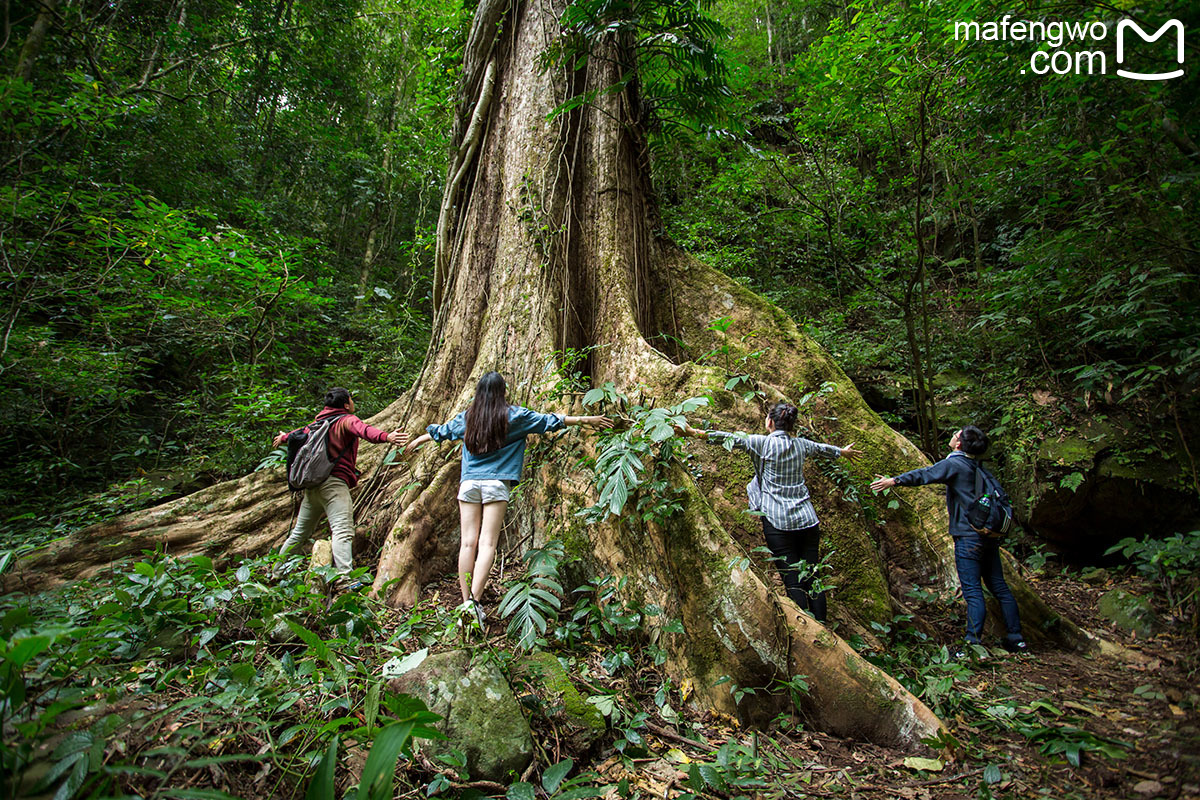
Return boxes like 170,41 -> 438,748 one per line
659,472 -> 755,679
520,653 -> 606,733
1038,436 -> 1100,466
823,511 -> 892,624
559,516 -> 591,562
1097,452 -> 1181,485
932,370 -> 972,392
844,652 -> 901,712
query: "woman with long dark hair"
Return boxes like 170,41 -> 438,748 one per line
680,402 -> 862,622
405,371 -> 612,626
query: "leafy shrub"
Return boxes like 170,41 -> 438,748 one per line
1106,532 -> 1200,635
0,553 -> 443,799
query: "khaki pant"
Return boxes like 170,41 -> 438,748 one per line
280,477 -> 354,573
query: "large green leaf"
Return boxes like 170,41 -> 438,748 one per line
304,736 -> 339,800
356,722 -> 415,800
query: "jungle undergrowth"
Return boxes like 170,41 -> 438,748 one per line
1,538 -> 1157,800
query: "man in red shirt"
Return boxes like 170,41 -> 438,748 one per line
272,388 -> 407,581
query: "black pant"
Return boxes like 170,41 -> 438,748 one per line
762,519 -> 826,622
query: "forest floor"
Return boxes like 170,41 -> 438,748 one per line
553,566 -> 1199,800
395,558 -> 1200,800
6,541 -> 1197,800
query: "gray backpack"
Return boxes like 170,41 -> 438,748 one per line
286,414 -> 349,491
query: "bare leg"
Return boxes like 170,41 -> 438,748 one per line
470,501 -> 508,602
458,500 -> 483,603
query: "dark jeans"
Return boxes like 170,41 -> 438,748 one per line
953,533 -> 1023,644
762,519 -> 827,622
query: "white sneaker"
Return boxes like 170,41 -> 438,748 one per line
454,599 -> 482,630
470,600 -> 487,629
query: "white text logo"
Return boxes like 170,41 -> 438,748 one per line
1116,19 -> 1185,80
953,15 -> 1186,80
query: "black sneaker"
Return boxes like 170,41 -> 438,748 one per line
470,600 -> 487,629
1003,638 -> 1030,654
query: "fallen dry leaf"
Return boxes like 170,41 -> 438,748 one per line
1063,701 -> 1101,717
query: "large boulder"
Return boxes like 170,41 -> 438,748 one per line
387,649 -> 534,782
1010,417 -> 1199,558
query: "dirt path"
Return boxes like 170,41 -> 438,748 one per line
716,570 -> 1199,800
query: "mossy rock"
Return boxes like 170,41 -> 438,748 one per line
932,370 -> 992,430
1097,589 -> 1162,638
1005,413 -> 1198,557
932,370 -> 972,393
388,649 -> 534,782
1036,419 -> 1120,467
517,652 -> 606,752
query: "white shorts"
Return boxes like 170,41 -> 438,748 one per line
457,479 -> 513,504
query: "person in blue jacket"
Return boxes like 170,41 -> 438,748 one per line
871,425 -> 1028,654
405,371 -> 612,627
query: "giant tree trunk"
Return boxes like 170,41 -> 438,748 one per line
11,0 -> 1114,749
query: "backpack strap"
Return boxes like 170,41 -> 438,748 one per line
973,458 -> 985,501
322,413 -> 352,464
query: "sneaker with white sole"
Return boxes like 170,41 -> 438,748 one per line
470,600 -> 487,629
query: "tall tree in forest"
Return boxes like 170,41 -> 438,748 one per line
16,0 -> 1116,746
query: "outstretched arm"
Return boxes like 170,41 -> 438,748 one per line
818,441 -> 863,461
676,423 -> 756,454
340,415 -> 407,446
272,430 -> 289,447
870,475 -> 898,493
871,459 -> 953,493
404,432 -> 432,455
563,414 -> 613,430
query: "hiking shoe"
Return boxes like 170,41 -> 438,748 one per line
455,600 -> 482,630
470,600 -> 487,629
952,642 -> 985,661
1003,638 -> 1030,654
335,573 -> 372,592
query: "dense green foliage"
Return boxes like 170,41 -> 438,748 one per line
1,1 -> 1197,798
0,552 -> 446,798
1106,531 -> 1200,633
4,0 -> 1195,545
655,0 -> 1199,459
2,0 -> 468,535
551,0 -> 733,140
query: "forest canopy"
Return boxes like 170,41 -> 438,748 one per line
3,0 -> 1195,536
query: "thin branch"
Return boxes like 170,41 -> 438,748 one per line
119,11 -> 406,96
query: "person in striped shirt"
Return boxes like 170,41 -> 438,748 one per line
680,402 -> 862,622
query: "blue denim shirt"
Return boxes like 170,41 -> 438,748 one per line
427,405 -> 566,482
893,451 -> 979,537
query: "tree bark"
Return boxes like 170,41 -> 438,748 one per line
10,0 -> 1119,749
13,0 -> 58,83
